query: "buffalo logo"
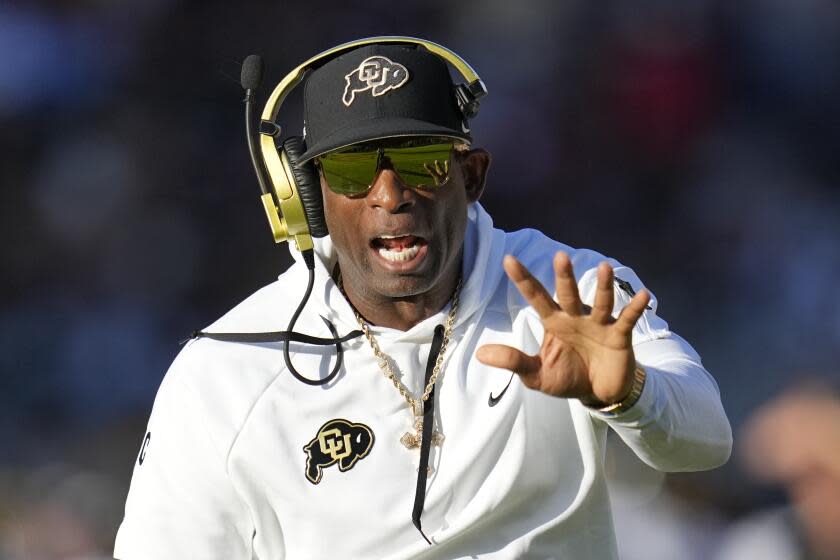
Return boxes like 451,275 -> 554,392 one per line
342,56 -> 409,107
303,419 -> 374,484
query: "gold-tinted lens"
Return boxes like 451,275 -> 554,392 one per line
318,141 -> 455,195
386,143 -> 453,188
318,150 -> 380,195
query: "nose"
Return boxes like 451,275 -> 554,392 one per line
365,168 -> 415,213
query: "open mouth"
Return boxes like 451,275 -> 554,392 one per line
370,234 -> 428,264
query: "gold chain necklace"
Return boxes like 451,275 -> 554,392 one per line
340,274 -> 461,449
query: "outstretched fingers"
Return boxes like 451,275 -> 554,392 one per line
615,288 -> 652,334
503,255 -> 558,319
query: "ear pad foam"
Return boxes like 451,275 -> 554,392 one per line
282,136 -> 328,238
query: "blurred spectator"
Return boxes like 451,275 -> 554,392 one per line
718,384 -> 840,560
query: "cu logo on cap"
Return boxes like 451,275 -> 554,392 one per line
342,56 -> 410,107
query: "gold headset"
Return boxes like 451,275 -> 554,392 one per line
249,36 -> 487,254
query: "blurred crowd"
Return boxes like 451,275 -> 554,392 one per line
2,0 -> 840,558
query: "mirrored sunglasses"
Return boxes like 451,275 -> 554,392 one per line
316,140 -> 457,196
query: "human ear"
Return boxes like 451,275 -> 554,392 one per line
458,148 -> 491,203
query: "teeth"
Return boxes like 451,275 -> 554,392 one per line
378,244 -> 421,262
378,233 -> 409,239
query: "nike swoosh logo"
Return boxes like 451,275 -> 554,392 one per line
488,373 -> 515,407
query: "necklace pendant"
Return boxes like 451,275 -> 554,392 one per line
400,430 -> 421,449
400,416 -> 444,449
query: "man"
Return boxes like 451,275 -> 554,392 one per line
115,41 -> 731,559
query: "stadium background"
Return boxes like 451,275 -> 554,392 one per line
2,0 -> 840,557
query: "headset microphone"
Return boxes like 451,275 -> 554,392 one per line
240,54 -> 264,91
240,55 -> 279,233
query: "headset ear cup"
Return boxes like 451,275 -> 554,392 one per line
282,136 -> 328,238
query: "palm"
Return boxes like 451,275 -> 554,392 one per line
476,252 -> 650,407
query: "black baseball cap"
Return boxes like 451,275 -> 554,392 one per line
299,43 -> 472,162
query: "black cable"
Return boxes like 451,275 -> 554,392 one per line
186,250 -> 361,386
235,57 -> 356,386
412,324 -> 445,545
188,328 -> 361,346
280,250 -> 349,386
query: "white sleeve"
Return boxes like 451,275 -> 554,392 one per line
114,364 -> 254,559
580,264 -> 733,472
592,333 -> 733,471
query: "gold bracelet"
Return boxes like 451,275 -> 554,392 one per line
595,365 -> 647,416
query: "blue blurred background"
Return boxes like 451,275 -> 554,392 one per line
2,0 -> 840,558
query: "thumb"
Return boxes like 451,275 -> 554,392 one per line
476,344 -> 542,386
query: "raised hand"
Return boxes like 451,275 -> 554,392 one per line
476,252 -> 651,407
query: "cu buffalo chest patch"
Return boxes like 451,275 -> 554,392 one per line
303,419 -> 375,484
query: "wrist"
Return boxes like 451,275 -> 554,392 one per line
586,364 -> 647,416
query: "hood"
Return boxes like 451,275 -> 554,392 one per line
287,202 -> 507,341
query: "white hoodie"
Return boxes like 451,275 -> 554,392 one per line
115,203 -> 732,559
